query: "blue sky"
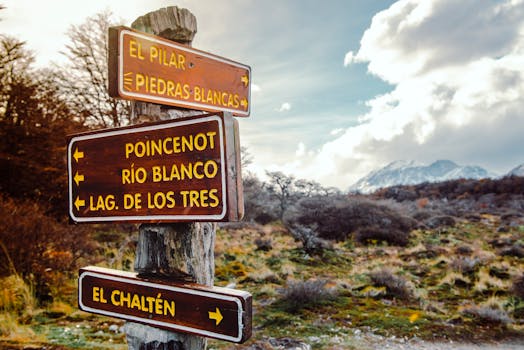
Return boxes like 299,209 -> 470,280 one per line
2,0 -> 524,189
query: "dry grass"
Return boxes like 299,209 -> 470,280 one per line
0,275 -> 35,314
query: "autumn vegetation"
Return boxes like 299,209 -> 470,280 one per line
0,7 -> 523,350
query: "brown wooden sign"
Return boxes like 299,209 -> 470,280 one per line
67,113 -> 243,223
79,266 -> 252,343
108,26 -> 251,116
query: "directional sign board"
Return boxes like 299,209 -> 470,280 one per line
67,113 -> 243,223
108,26 -> 251,116
79,266 -> 252,343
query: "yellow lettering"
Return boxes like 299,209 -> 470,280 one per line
165,300 -> 175,317
167,80 -> 175,97
136,73 -> 145,92
100,288 -> 108,303
123,193 -> 142,209
163,138 -> 173,154
194,133 -> 207,151
155,293 -> 163,315
93,286 -> 101,302
178,54 -> 186,70
183,84 -> 190,99
111,290 -> 120,306
124,132 -> 218,159
129,39 -> 144,60
209,189 -> 220,207
204,160 -> 218,178
190,190 -> 199,207
169,53 -> 179,68
150,46 -> 159,63
125,143 -> 134,158
206,132 -> 216,149
89,195 -> 116,211
194,86 -> 201,101
146,296 -> 155,312
193,161 -> 204,179
170,164 -> 180,180
131,294 -> 141,309
182,135 -> 193,152
120,291 -> 131,308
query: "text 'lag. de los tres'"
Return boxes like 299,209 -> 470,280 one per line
67,113 -> 243,223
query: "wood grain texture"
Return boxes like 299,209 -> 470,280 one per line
123,7 -> 211,350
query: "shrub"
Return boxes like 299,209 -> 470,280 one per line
284,196 -> 416,244
254,237 -> 273,252
288,225 -> 332,256
424,215 -> 456,229
0,195 -> 98,303
354,226 -> 410,246
450,257 -> 480,274
512,274 -> 524,299
500,244 -> 524,258
369,268 -> 413,300
279,279 -> 336,312
242,173 -> 279,224
461,305 -> 512,325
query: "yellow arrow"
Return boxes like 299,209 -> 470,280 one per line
74,196 -> 85,211
74,172 -> 85,186
241,74 -> 249,87
73,147 -> 84,163
208,307 -> 223,326
240,98 -> 248,109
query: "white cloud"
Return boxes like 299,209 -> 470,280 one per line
343,51 -> 356,66
295,142 -> 306,157
277,102 -> 292,112
330,128 -> 344,136
271,0 -> 524,189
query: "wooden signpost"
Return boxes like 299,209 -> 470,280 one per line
67,112 -> 243,222
79,266 -> 252,343
70,6 -> 252,350
108,26 -> 251,117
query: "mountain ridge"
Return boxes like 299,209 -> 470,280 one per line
349,160 -> 502,194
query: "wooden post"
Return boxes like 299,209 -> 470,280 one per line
122,7 -> 214,350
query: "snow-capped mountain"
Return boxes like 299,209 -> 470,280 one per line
349,160 -> 493,194
508,164 -> 524,177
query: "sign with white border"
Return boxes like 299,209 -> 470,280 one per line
67,113 -> 243,223
78,266 -> 252,343
108,26 -> 251,117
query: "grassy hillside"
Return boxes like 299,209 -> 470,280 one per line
1,215 -> 522,349
1,176 -> 524,349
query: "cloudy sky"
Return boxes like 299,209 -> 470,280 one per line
2,0 -> 524,189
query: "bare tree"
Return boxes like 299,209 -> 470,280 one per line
59,10 -> 131,128
294,179 -> 324,197
240,146 -> 253,168
266,170 -> 296,220
0,36 -> 34,125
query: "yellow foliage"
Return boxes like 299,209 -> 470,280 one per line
215,261 -> 249,280
0,275 -> 35,314
409,311 -> 421,323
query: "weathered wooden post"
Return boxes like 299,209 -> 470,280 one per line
68,5 -> 251,350
124,7 -> 212,350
